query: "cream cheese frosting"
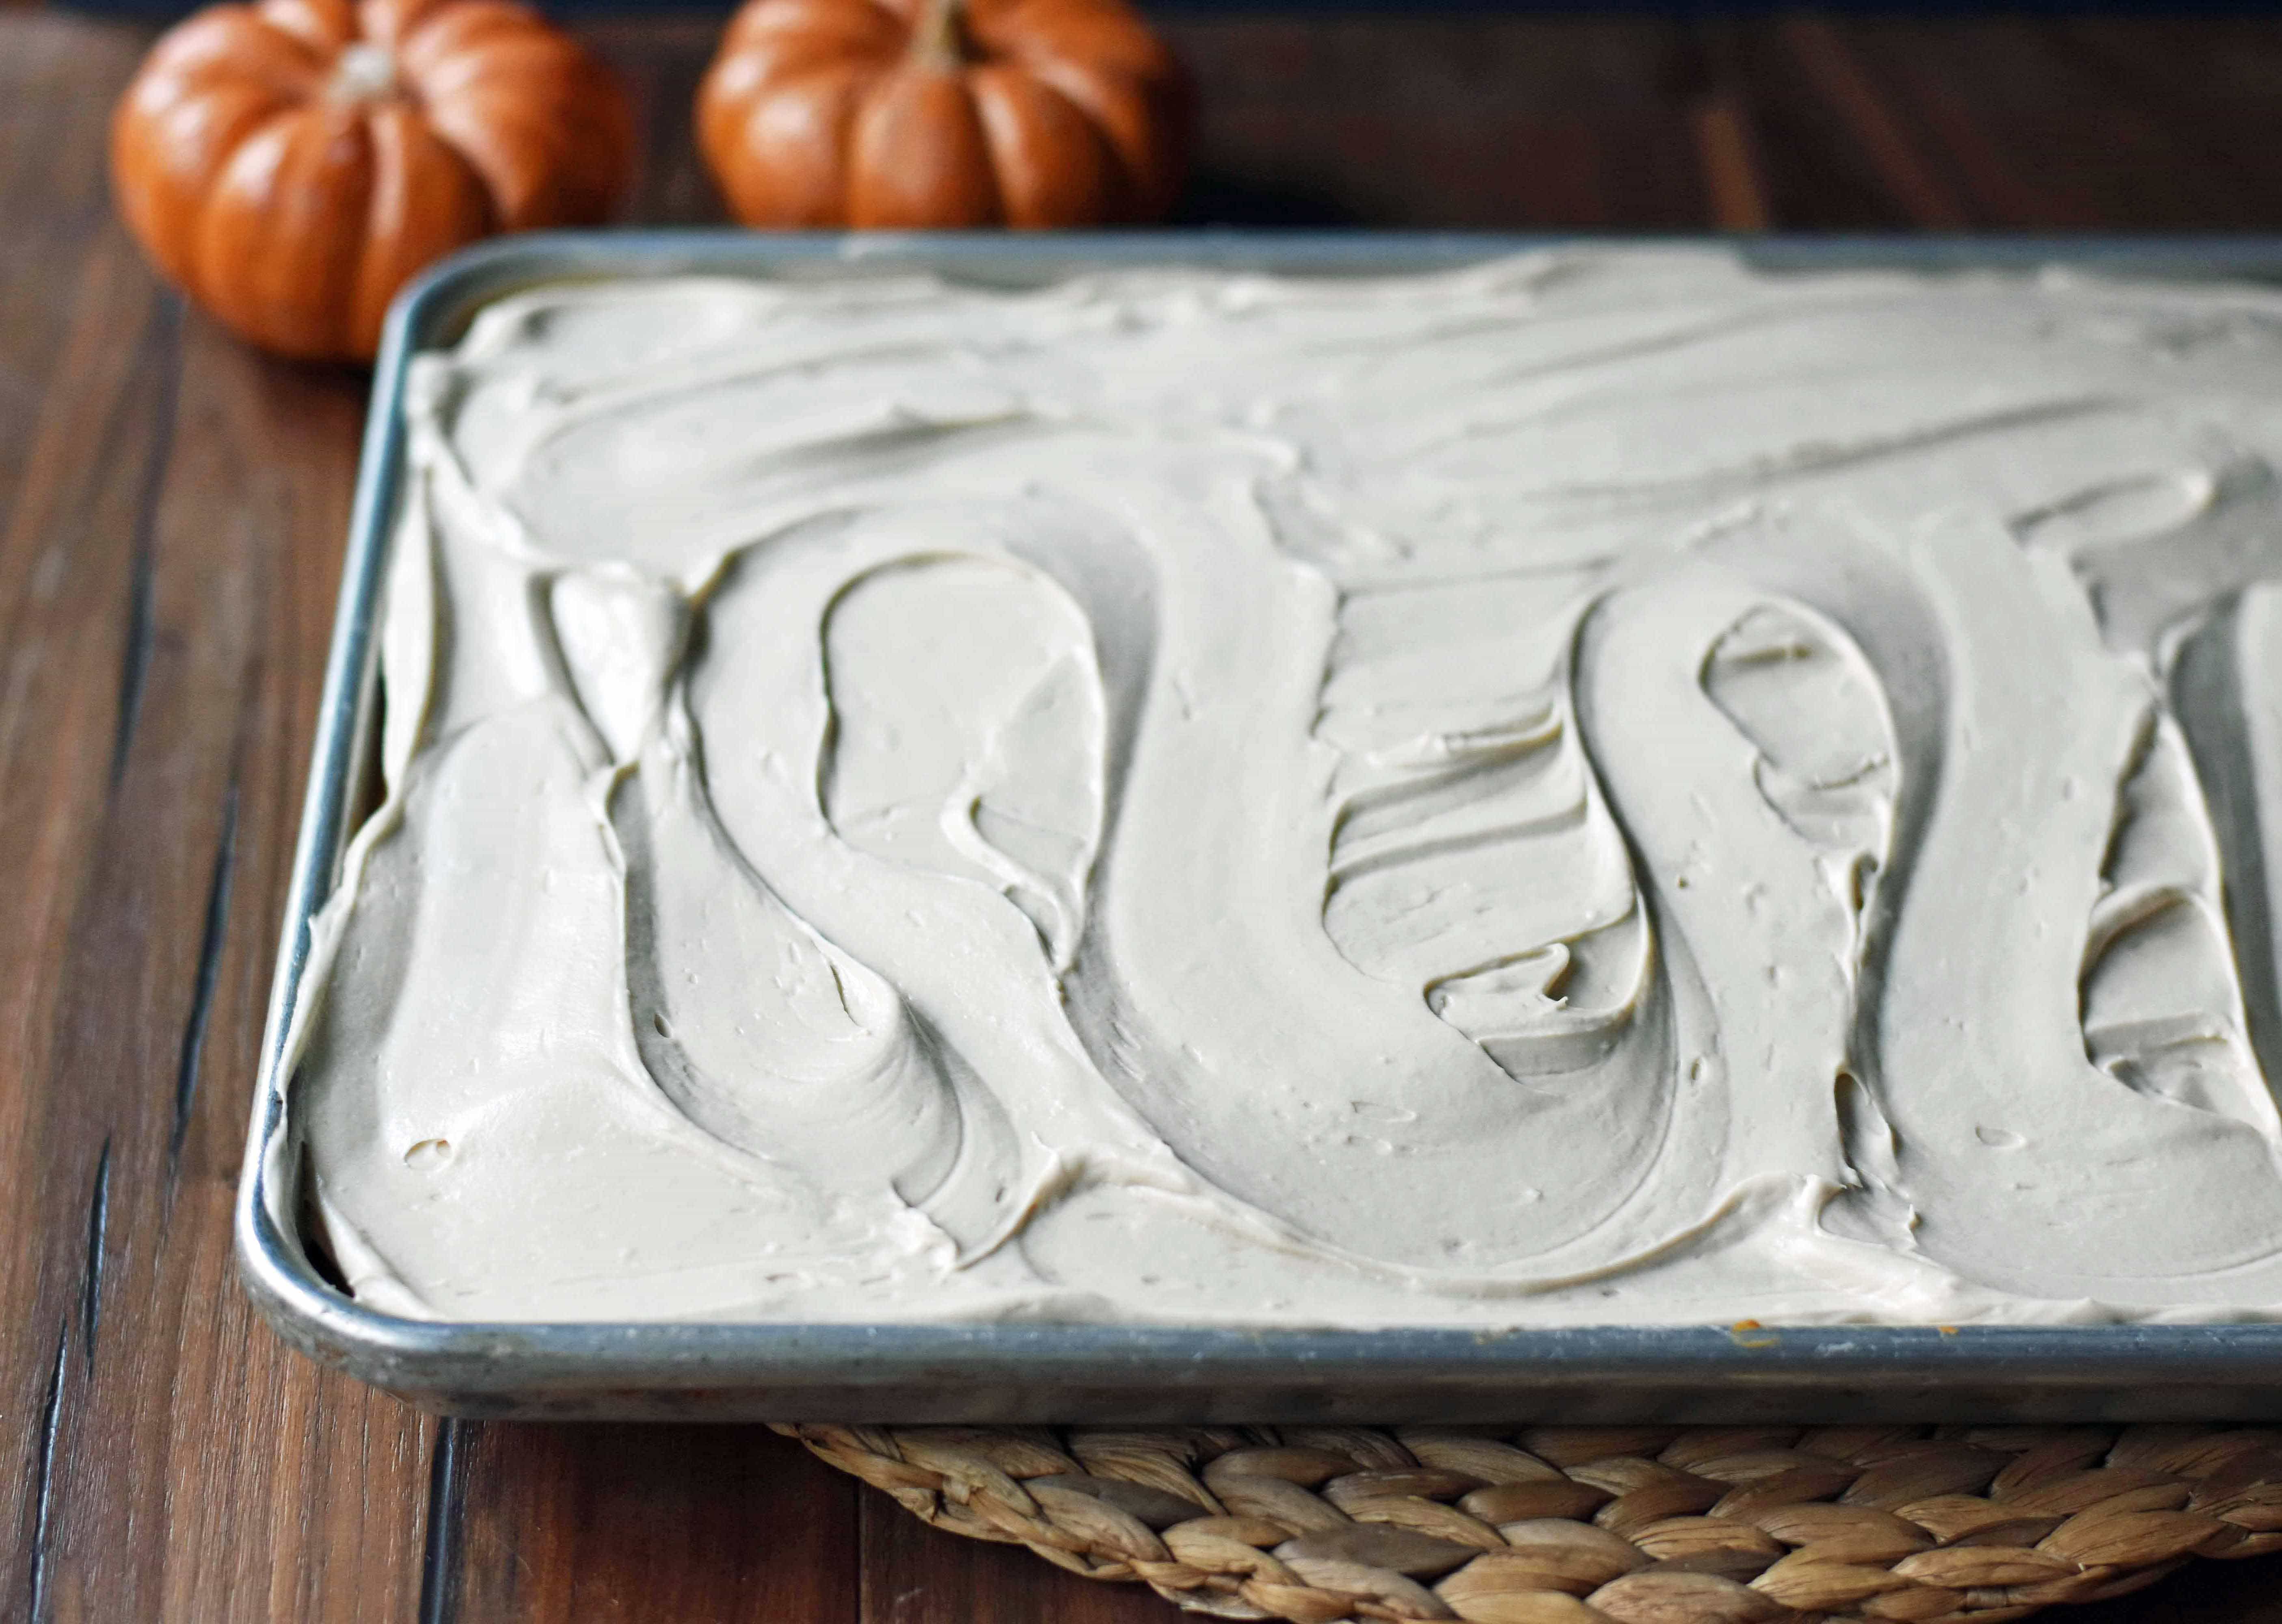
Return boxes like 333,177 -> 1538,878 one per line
284,246 -> 2282,1326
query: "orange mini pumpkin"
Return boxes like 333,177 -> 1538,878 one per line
112,0 -> 635,362
698,0 -> 1189,229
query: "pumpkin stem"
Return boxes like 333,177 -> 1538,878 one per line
327,42 -> 402,105
907,0 -> 970,71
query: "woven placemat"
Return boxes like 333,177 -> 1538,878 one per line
774,1421 -> 2282,1622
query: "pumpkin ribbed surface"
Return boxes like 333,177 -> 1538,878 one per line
112,0 -> 633,361
698,0 -> 1188,229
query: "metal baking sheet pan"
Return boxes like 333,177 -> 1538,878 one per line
238,229 -> 2282,1422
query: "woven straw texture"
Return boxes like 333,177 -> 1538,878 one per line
775,1422 -> 2282,1623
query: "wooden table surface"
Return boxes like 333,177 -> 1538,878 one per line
13,9 -> 2282,1620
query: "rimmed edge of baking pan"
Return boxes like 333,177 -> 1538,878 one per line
238,229 -> 2282,1421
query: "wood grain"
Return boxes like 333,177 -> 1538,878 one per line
440,1427 -> 859,1623
1780,16 -> 1972,226
1163,15 -> 1714,228
9,9 -> 2282,1622
0,15 -> 432,1624
2069,1555 -> 2282,1624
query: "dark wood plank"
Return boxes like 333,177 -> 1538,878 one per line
1777,17 -> 1973,227
1704,18 -> 1928,229
577,17 -> 728,227
0,15 -> 433,1622
10,257 -> 434,1624
1848,18 -> 2257,229
2040,18 -> 2282,228
2072,1553 -> 2282,1624
1689,91 -> 1774,232
445,1426 -> 860,1623
122,310 -> 431,1624
1160,15 -> 1712,227
0,14 -> 195,1611
1865,20 -> 2116,229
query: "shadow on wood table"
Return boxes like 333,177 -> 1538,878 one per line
11,6 -> 2282,1620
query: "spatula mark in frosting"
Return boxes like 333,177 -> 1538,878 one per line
1571,567 -> 1893,1208
821,555 -> 1106,970
1056,533 -> 1694,1270
1676,509 -> 2282,1293
2014,445 -> 2282,661
613,721 -> 972,1211
685,497 -> 1170,1264
2016,443 -> 2282,1125
2171,591 -> 2282,1102
1317,574 -> 1653,1085
1321,689 -> 1653,1083
1701,603 -> 1896,863
1424,909 -> 1653,1080
541,562 -> 994,1241
2080,707 -> 2273,1127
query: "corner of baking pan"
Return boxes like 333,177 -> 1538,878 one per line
228,226 -> 1598,1385
234,228 -> 2282,1417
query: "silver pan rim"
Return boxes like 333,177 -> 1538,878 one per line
236,229 -> 2282,1419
